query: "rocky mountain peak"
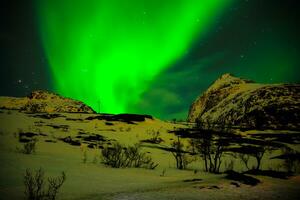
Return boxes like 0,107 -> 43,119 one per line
0,90 -> 95,114
207,73 -> 253,92
27,90 -> 61,100
188,74 -> 300,130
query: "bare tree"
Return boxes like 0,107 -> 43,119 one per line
171,137 -> 191,170
253,147 -> 266,170
237,145 -> 268,171
192,131 -> 226,173
239,154 -> 251,170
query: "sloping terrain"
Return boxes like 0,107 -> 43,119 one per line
0,90 -> 95,113
0,109 -> 300,199
0,89 -> 300,199
188,73 -> 300,130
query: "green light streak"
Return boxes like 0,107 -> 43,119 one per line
36,0 -> 231,113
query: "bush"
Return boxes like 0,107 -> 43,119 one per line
24,140 -> 37,154
147,129 -> 162,144
82,150 -> 87,163
24,168 -> 66,200
101,142 -> 158,169
142,129 -> 163,144
17,139 -> 37,154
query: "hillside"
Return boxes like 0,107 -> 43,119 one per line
188,73 -> 300,130
0,90 -> 95,113
0,89 -> 300,199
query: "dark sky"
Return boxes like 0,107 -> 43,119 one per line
1,0 -> 300,119
1,0 -> 52,96
129,0 -> 300,119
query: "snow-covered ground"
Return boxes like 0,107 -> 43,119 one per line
0,110 -> 299,200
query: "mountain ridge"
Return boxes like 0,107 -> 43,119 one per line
0,90 -> 95,113
188,74 -> 300,130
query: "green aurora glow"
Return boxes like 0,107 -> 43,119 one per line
36,0 -> 231,113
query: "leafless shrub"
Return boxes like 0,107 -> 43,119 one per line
80,144 -> 88,163
145,129 -> 163,144
47,172 -> 66,200
17,139 -> 37,154
82,150 -> 87,163
24,168 -> 66,200
92,143 -> 100,164
101,142 -> 158,169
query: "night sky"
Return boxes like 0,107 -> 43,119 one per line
1,0 -> 300,120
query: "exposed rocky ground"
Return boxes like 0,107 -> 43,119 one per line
0,90 -> 95,113
188,73 -> 300,130
0,87 -> 300,199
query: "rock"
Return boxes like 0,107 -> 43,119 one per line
85,113 -> 153,123
187,73 -> 300,130
0,90 -> 95,114
225,170 -> 260,186
60,136 -> 81,146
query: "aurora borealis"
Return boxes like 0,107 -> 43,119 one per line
35,0 -> 231,114
2,0 -> 300,119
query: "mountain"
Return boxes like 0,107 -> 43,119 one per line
187,73 -> 300,130
0,90 -> 95,113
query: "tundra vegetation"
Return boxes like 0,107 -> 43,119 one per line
101,142 -> 158,169
24,168 -> 66,200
